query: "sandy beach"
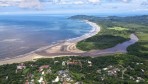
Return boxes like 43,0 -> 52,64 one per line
0,20 -> 139,65
0,20 -> 100,65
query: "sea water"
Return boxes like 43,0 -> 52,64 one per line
0,15 -> 91,59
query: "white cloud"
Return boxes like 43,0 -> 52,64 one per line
88,0 -> 100,3
0,0 -> 102,7
0,0 -> 147,11
56,0 -> 88,5
19,0 -> 42,9
73,1 -> 84,4
0,0 -> 42,9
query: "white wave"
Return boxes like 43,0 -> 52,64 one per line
0,39 -> 24,43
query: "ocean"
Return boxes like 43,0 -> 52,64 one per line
0,15 -> 91,59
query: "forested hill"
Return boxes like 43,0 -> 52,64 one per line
70,15 -> 148,20
69,15 -> 148,26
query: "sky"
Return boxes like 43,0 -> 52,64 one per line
0,0 -> 148,15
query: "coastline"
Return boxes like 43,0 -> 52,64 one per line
0,20 -> 101,65
0,20 -> 139,65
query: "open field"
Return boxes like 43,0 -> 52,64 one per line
108,27 -> 129,31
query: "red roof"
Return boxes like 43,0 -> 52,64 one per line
39,65 -> 49,70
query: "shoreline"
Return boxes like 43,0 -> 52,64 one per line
0,20 -> 139,65
0,20 -> 101,65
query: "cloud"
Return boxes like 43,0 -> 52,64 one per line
0,0 -> 102,7
19,0 -> 42,9
88,0 -> 100,3
104,0 -> 132,3
141,0 -> 148,7
73,1 -> 84,4
0,0 -> 42,9
0,0 -> 147,13
58,0 -> 85,5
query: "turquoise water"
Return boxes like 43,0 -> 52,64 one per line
0,15 -> 91,59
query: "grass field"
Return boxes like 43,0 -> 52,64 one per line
108,27 -> 129,31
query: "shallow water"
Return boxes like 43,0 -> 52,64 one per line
0,15 -> 91,59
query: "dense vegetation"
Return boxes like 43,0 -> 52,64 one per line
0,54 -> 148,84
70,15 -> 148,59
70,15 -> 131,50
77,35 -> 127,50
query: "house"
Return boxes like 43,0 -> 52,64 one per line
39,65 -> 49,72
88,61 -> 92,66
5,76 -> 8,80
57,70 -> 73,82
62,61 -> 66,66
17,63 -> 26,70
42,71 -> 45,75
137,77 -> 145,81
47,69 -> 52,74
75,82 -> 83,84
102,65 -> 113,71
38,76 -> 43,83
67,61 -> 79,65
141,69 -> 144,72
107,68 -> 120,76
54,61 -> 59,64
130,76 -> 135,80
58,70 -> 69,77
96,69 -> 101,74
67,60 -> 82,68
25,80 -> 29,84
52,76 -> 59,83
103,68 -> 108,71
31,79 -> 34,82
136,80 -> 140,83
101,77 -> 105,81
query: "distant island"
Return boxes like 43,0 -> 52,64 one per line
0,15 -> 148,84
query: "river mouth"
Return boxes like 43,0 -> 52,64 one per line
0,15 -> 91,59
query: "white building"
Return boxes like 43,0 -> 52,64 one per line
52,76 -> 59,83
